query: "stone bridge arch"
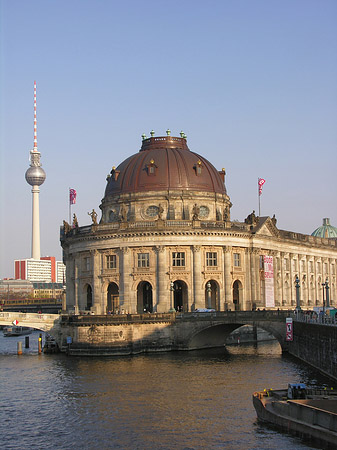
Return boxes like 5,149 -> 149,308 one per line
182,320 -> 288,352
0,312 -> 60,334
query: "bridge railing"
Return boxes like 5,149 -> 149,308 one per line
293,311 -> 337,327
60,312 -> 175,325
58,310 -> 293,325
177,310 -> 293,321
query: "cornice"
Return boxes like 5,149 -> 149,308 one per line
62,225 -> 337,253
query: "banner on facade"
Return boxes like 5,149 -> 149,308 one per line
264,255 -> 275,307
286,317 -> 293,341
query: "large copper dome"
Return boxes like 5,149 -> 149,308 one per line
104,135 -> 226,197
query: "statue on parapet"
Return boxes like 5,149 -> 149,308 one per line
192,203 -> 200,220
88,209 -> 98,225
72,214 -> 79,229
245,210 -> 258,226
63,220 -> 71,234
120,204 -> 127,221
271,214 -> 277,226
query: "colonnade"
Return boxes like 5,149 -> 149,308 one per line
65,245 -> 336,314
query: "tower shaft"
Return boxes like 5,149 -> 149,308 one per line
31,186 -> 41,259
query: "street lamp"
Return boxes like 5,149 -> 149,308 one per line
295,275 -> 301,311
206,281 -> 212,309
325,277 -> 330,308
322,281 -> 326,314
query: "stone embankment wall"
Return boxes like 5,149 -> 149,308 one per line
288,322 -> 337,382
59,318 -> 177,355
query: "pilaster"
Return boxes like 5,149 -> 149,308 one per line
224,246 -> 232,309
74,258 -> 79,315
119,247 -> 131,313
155,246 -> 167,312
192,245 -> 203,310
91,249 -> 103,314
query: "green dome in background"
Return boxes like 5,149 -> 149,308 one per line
311,218 -> 337,238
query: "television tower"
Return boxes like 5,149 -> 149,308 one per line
25,81 -> 46,259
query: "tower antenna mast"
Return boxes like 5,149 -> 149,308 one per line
25,81 -> 46,259
33,80 -> 38,152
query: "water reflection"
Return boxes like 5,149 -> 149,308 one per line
0,335 -> 334,450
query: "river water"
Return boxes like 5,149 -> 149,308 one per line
0,330 -> 335,450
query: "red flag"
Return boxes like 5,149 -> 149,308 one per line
258,178 -> 266,196
69,188 -> 77,205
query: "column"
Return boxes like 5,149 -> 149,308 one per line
274,251 -> 281,307
249,248 -> 259,308
289,253 -> 294,306
120,247 -> 132,313
280,252 -> 285,306
155,246 -> 167,312
330,259 -> 335,307
218,248 -> 225,311
303,255 -> 309,307
192,245 -> 203,310
297,253 -> 303,307
270,250 -> 277,308
74,257 -> 79,315
244,248 -> 251,310
92,249 -> 103,314
224,246 -> 232,310
313,256 -> 318,306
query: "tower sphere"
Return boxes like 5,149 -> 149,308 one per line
25,165 -> 46,186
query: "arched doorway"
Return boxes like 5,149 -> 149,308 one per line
137,281 -> 153,313
85,284 -> 92,311
107,282 -> 119,313
172,280 -> 188,312
232,280 -> 242,311
204,280 -> 219,310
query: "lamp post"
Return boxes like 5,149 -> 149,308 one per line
295,275 -> 301,311
325,278 -> 330,308
206,281 -> 212,309
322,281 -> 326,314
170,281 -> 175,312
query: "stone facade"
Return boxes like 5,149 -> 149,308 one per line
61,135 -> 337,314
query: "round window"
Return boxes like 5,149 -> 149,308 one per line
146,205 -> 159,217
199,206 -> 209,218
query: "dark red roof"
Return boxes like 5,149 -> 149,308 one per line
104,136 -> 226,197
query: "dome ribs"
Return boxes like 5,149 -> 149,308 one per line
104,135 -> 227,196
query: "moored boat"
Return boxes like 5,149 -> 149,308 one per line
3,326 -> 33,337
253,383 -> 337,448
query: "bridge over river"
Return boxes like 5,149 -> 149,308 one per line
2,309 -> 336,380
0,310 -> 291,353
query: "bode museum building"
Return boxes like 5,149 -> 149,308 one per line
61,132 -> 337,314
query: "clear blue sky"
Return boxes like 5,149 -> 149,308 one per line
1,0 -> 336,278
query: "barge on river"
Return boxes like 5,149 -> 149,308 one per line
253,383 -> 337,448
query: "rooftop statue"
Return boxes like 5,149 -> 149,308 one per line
88,209 -> 98,225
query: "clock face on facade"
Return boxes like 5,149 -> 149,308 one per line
199,206 -> 209,218
146,205 -> 159,217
